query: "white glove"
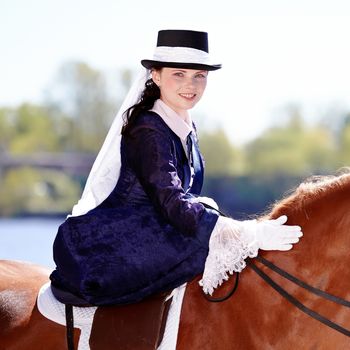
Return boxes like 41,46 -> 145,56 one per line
240,215 -> 302,251
200,215 -> 302,295
195,196 -> 219,210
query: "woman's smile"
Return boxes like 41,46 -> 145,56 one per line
179,93 -> 196,100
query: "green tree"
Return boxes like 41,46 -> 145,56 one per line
45,61 -> 119,152
0,167 -> 81,216
0,107 -> 15,153
338,115 -> 350,167
199,128 -> 244,176
9,103 -> 61,154
245,112 -> 337,176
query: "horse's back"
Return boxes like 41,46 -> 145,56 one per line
0,260 -> 74,350
0,259 -> 50,284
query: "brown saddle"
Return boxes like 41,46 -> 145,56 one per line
89,292 -> 172,350
61,289 -> 172,350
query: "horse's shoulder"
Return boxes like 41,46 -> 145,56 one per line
0,260 -> 50,331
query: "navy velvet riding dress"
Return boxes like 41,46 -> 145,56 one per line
50,111 -> 219,306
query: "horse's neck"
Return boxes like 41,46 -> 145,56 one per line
267,188 -> 350,290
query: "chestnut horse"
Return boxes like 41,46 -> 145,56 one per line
2,172 -> 350,349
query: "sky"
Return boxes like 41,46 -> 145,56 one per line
1,0 -> 350,144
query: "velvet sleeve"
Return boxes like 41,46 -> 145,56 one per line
126,125 -> 219,247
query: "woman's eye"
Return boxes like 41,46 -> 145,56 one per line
174,72 -> 184,77
195,74 -> 206,79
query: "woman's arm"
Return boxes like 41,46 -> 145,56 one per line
126,124 -> 218,246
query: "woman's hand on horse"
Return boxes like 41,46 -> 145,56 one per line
255,215 -> 303,251
239,215 -> 303,251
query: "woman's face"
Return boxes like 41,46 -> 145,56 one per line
152,68 -> 208,117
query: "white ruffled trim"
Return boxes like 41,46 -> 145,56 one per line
199,217 -> 259,295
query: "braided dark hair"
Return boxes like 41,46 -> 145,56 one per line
122,76 -> 160,135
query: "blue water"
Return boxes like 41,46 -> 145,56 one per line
0,217 -> 63,269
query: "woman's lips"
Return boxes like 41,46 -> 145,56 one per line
179,93 -> 196,100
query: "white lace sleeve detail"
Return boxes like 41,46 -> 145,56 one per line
199,216 -> 259,295
195,196 -> 219,210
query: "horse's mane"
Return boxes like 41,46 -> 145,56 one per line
269,168 -> 350,218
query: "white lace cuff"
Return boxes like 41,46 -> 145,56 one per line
199,216 -> 259,295
192,196 -> 219,210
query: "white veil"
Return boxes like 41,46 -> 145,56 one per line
71,69 -> 149,217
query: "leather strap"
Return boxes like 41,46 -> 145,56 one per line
65,304 -> 75,350
202,272 -> 239,302
255,256 -> 350,307
248,258 -> 350,337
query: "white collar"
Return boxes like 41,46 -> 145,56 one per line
150,99 -> 193,141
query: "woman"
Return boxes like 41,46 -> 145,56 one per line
50,29 -> 302,306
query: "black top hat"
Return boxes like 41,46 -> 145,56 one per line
141,30 -> 221,71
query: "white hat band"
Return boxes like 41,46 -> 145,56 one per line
153,46 -> 211,64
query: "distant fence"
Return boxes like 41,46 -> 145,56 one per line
0,152 -> 96,177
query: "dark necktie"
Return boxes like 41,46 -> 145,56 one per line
186,132 -> 203,194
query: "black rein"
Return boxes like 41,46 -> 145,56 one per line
202,272 -> 239,302
248,255 -> 350,337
